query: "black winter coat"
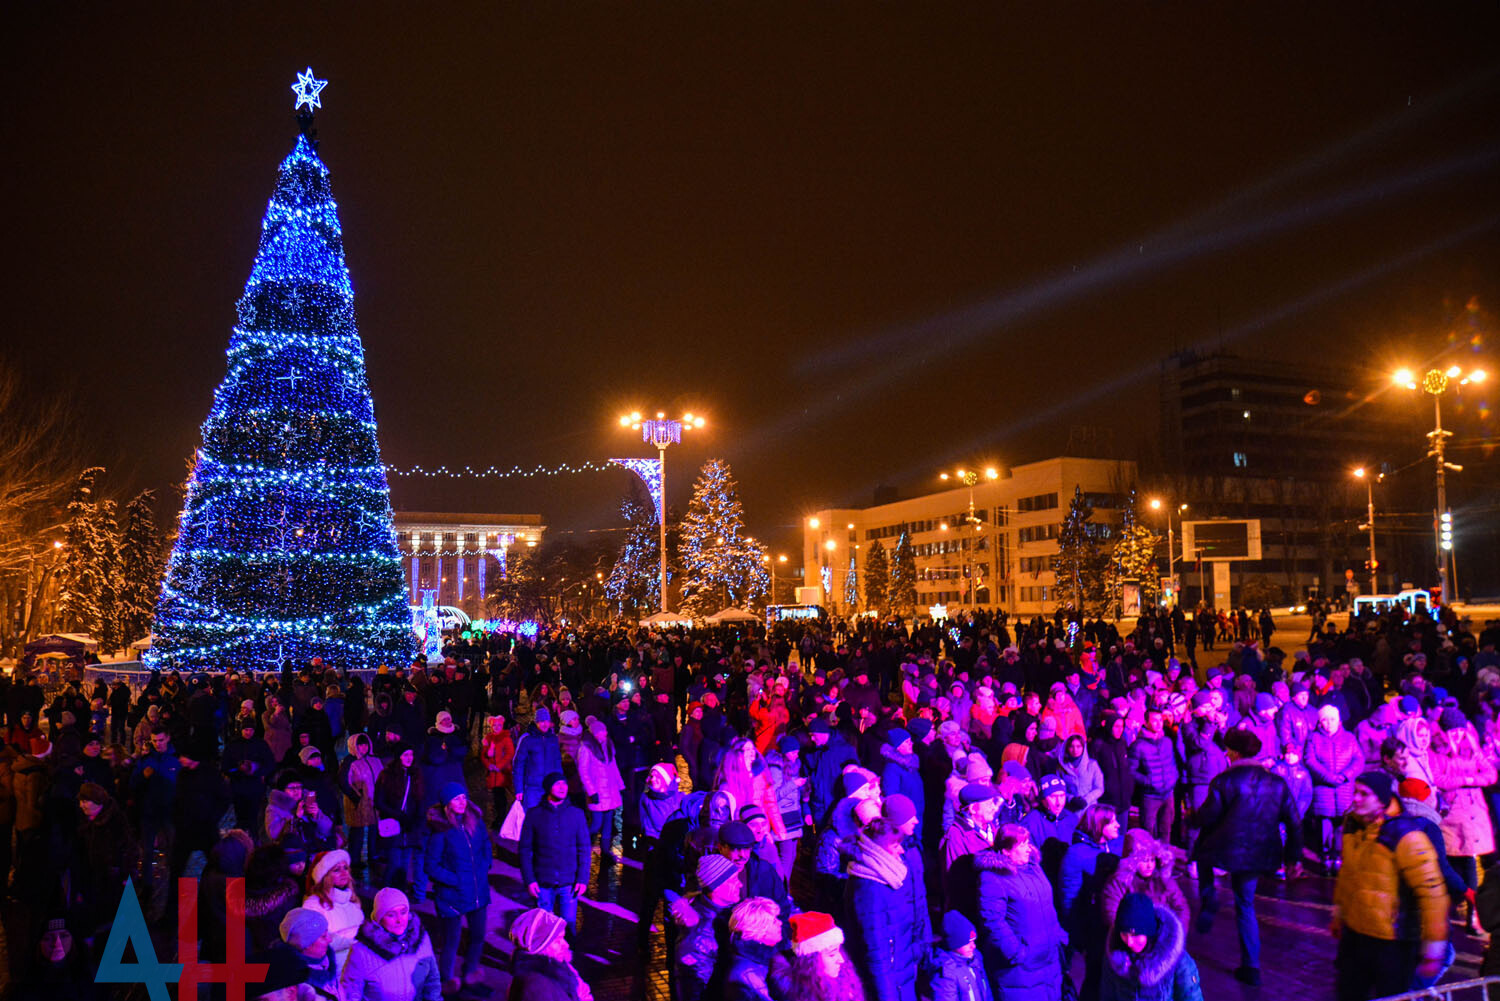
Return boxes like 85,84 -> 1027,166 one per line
518,798 -> 590,889
1191,761 -> 1302,874
507,952 -> 580,1001
1091,734 -> 1134,818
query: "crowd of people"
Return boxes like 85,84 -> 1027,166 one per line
2,600 -> 1499,1001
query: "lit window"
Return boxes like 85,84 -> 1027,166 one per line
1233,451 -> 1248,468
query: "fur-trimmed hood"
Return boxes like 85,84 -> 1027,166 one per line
244,876 -> 301,919
973,848 -> 1023,876
880,743 -> 919,771
1105,904 -> 1186,988
425,801 -> 484,834
355,917 -> 429,960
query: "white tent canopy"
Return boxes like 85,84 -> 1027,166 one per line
639,611 -> 694,628
704,607 -> 761,624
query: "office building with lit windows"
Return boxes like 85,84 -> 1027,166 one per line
802,457 -> 1136,618
393,512 -> 545,613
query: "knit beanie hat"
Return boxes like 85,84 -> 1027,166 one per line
908,718 -> 934,742
1439,707 -> 1468,733
882,794 -> 917,828
509,907 -> 567,954
1223,728 -> 1262,760
885,728 -> 912,749
1253,693 -> 1277,713
439,781 -> 468,806
940,910 -> 977,951
298,746 -> 322,765
1357,771 -> 1397,808
697,853 -> 740,891
372,887 -> 409,922
1116,893 -> 1159,936
1039,775 -> 1068,799
789,911 -> 844,956
776,735 -> 801,755
840,772 -> 870,798
279,907 -> 328,951
542,771 -> 567,794
78,782 -> 109,806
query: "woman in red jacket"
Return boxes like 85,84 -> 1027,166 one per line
479,714 -> 515,823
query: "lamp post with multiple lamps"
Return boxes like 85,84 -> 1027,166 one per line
939,467 -> 999,607
619,410 -> 705,615
1392,365 -> 1485,606
1352,467 -> 1383,594
1147,498 -> 1188,607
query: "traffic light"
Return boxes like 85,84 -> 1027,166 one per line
1440,511 -> 1453,551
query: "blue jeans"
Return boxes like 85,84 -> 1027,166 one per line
436,904 -> 488,981
589,807 -> 617,859
1200,871 -> 1260,969
536,884 -> 578,935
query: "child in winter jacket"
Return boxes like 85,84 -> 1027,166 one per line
931,910 -> 993,1001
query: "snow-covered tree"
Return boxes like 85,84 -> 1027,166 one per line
890,530 -> 917,616
606,480 -> 664,615
117,490 -> 164,649
1055,485 -> 1108,616
56,467 -> 121,647
678,459 -> 768,616
863,539 -> 889,614
1111,491 -> 1162,610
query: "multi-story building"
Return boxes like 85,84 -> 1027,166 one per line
393,512 -> 545,613
803,457 -> 1136,618
1157,350 -> 1424,604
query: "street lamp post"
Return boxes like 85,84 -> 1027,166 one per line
1352,467 -> 1382,594
1148,498 -> 1188,606
1393,365 -> 1485,606
620,409 -> 705,614
940,467 -> 999,607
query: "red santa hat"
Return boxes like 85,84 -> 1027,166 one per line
789,911 -> 844,956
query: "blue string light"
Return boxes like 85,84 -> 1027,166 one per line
147,113 -> 414,672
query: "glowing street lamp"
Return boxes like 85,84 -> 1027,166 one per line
618,409 -> 705,614
1352,467 -> 1383,593
940,466 -> 1001,607
1147,497 -> 1189,606
1393,364 -> 1485,604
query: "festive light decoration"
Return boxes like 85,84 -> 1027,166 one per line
416,590 -> 444,662
678,459 -> 769,616
385,461 -> 613,479
609,457 -> 664,520
147,86 -> 413,672
292,67 -> 327,111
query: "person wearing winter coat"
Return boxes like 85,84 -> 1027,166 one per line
1045,686 -> 1088,741
339,733 -> 383,869
425,782 -> 493,991
1092,714 -> 1135,823
1100,830 -> 1190,933
766,736 -> 809,879
575,719 -> 626,863
1431,708 -> 1497,932
244,843 -> 305,955
1356,702 -> 1400,770
519,772 -> 591,934
673,853 -> 742,1001
302,847 -> 364,975
1276,684 -> 1319,757
718,897 -> 788,1001
507,907 -> 594,1001
71,783 -> 142,937
480,714 -> 515,821
512,711 -> 563,809
975,824 -> 1065,1001
1055,735 -> 1104,808
1023,774 -> 1080,881
1305,704 -> 1364,869
1190,729 -> 1302,987
1100,893 -> 1203,1001
1270,742 -> 1314,823
419,714 -> 466,809
844,820 -> 929,1001
374,745 -> 426,896
1059,805 -> 1123,1001
341,887 -> 442,1001
806,722 -> 859,828
930,910 -> 992,1001
1178,698 -> 1227,859
879,729 -> 926,844
1128,711 -> 1179,845
223,721 -> 276,843
263,697 -> 294,762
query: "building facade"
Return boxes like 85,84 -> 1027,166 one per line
393,512 -> 545,614
803,457 -> 1136,618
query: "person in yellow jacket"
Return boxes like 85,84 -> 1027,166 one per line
1331,771 -> 1449,1000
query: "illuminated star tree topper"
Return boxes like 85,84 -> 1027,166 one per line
292,67 -> 328,111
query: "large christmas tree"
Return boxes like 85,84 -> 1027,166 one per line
149,75 -> 412,671
678,459 -> 768,615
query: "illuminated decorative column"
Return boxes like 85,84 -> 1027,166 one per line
456,556 -> 465,601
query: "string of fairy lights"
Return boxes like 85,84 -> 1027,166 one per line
383,461 -> 619,479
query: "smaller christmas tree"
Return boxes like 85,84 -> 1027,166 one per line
57,467 -> 124,651
1111,491 -> 1162,610
606,480 -> 665,615
1055,485 -> 1108,616
863,539 -> 889,614
889,530 -> 917,615
117,490 -> 164,649
678,459 -> 768,615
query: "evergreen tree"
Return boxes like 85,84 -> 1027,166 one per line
1111,491 -> 1162,610
57,467 -> 113,640
1055,486 -> 1108,616
890,530 -> 917,615
863,538 -> 889,614
93,498 -> 124,653
117,490 -> 164,648
149,116 -> 411,670
606,480 -> 663,615
678,459 -> 768,616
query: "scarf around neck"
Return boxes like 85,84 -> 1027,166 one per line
847,835 -> 908,888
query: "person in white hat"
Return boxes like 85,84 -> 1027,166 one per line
302,849 -> 362,972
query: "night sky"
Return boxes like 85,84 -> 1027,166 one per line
5,5 -> 1498,561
